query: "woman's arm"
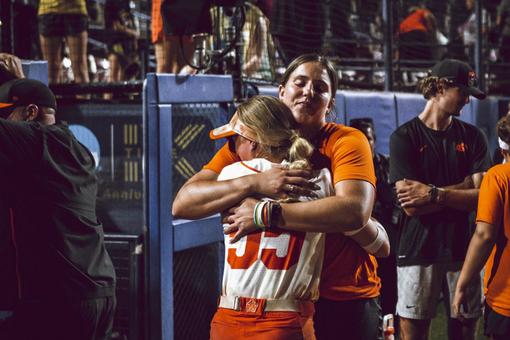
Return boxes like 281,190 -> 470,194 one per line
452,221 -> 496,318
224,179 -> 376,242
172,167 -> 316,219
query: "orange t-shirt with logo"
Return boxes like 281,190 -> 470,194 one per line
204,122 -> 380,301
476,163 -> 510,317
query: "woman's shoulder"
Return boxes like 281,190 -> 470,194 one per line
320,122 -> 364,143
218,158 -> 274,181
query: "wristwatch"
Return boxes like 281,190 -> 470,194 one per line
428,184 -> 439,203
270,202 -> 282,228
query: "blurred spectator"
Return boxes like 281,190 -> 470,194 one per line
206,1 -> 275,80
0,53 -> 25,84
12,0 -> 40,60
458,0 -> 489,63
37,0 -> 90,84
104,0 -> 140,86
240,1 -> 275,80
270,0 -> 325,65
329,1 -> 355,59
151,0 -> 192,73
350,118 -> 398,319
152,0 -> 212,73
497,0 -> 510,62
398,5 -> 437,61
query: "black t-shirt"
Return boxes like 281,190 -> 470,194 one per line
389,117 -> 492,266
0,120 -> 116,300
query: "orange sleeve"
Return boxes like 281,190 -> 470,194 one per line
203,143 -> 240,174
325,128 -> 376,187
476,167 -> 506,227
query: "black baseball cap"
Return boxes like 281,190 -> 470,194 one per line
0,78 -> 57,110
430,59 -> 486,100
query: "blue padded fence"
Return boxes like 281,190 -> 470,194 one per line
143,74 -> 233,340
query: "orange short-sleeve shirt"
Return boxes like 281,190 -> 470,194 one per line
316,123 -> 379,300
203,123 -> 380,301
203,143 -> 240,173
476,163 -> 510,317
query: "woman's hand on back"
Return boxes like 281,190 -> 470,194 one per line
222,197 -> 259,243
252,166 -> 319,199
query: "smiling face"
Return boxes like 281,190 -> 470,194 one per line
278,61 -> 335,135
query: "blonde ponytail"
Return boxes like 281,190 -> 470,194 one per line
287,133 -> 313,170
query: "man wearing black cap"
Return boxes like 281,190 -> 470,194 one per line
0,78 -> 116,340
389,59 -> 492,340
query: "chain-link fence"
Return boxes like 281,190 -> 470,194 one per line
1,0 -> 508,96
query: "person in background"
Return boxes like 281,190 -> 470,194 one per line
398,4 -> 437,61
0,52 -> 24,325
389,59 -> 492,340
105,0 -> 140,84
151,0 -> 194,73
453,114 -> 510,340
350,118 -> 398,320
37,0 -> 89,84
497,0 -> 510,62
0,53 -> 25,84
0,79 -> 116,340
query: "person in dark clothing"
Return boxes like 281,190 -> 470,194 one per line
0,79 -> 116,340
389,59 -> 492,340
350,117 -> 399,319
0,52 -> 24,321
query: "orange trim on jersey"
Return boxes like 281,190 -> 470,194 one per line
240,161 -> 261,173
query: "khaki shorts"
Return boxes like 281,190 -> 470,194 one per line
396,263 -> 482,320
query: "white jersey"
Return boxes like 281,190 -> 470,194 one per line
218,158 -> 334,301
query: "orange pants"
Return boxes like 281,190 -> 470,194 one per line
210,306 -> 315,340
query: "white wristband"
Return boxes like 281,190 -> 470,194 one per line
362,221 -> 388,254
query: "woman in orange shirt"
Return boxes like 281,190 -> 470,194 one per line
173,54 -> 386,339
453,115 -> 510,339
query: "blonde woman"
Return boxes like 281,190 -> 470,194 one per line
207,96 -> 388,339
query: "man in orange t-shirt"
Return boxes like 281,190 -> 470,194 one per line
454,115 -> 510,339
